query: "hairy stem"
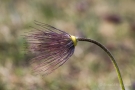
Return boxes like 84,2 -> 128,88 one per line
77,37 -> 125,90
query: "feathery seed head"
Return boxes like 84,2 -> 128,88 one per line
23,21 -> 125,90
24,21 -> 76,75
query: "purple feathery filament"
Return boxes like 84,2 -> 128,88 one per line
25,21 -> 75,75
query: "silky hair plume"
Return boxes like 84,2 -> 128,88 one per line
24,21 -> 125,90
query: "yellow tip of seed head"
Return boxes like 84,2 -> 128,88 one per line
70,35 -> 77,46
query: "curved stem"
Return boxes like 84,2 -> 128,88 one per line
77,37 -> 125,90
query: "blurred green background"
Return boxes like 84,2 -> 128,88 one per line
0,0 -> 135,90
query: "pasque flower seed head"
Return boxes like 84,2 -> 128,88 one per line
24,21 -> 125,90
25,21 -> 77,74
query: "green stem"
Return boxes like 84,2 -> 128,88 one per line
77,38 -> 125,90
